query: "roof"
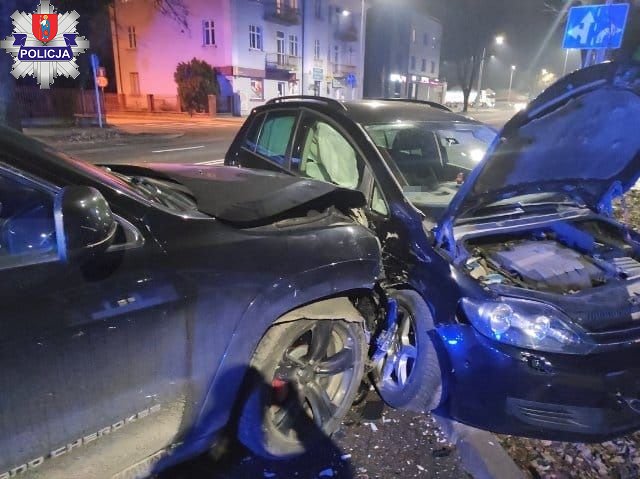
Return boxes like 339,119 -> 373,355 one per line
259,97 -> 481,126
341,100 -> 481,125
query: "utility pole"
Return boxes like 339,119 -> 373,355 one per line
475,47 -> 486,107
359,0 -> 366,99
508,65 -> 516,103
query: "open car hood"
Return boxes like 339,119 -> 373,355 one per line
103,163 -> 365,226
437,62 -> 640,243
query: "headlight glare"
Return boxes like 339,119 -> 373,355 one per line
462,297 -> 595,354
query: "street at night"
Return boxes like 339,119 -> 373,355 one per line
2,0 -> 640,478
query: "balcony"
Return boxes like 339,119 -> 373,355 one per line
263,1 -> 301,25
335,24 -> 359,42
266,53 -> 299,71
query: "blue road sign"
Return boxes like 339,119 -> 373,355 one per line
563,3 -> 630,50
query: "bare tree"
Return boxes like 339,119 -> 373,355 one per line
440,0 -> 501,112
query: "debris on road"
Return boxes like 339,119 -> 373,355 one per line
161,404 -> 469,479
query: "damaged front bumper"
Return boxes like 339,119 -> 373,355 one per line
436,323 -> 640,442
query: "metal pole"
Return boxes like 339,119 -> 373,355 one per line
475,47 -> 486,107
562,48 -> 569,76
508,68 -> 514,103
91,54 -> 103,128
300,0 -> 305,95
359,0 -> 366,99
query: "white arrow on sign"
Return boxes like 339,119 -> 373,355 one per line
567,11 -> 595,45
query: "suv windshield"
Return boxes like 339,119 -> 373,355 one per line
364,121 -> 496,218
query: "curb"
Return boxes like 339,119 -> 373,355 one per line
434,415 -> 526,479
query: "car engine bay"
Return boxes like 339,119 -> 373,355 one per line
463,220 -> 640,294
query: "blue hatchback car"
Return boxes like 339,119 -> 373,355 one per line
226,62 -> 640,442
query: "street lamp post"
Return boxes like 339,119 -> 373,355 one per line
475,35 -> 504,107
508,65 -> 516,103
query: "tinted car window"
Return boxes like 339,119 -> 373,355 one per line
0,171 -> 57,268
255,111 -> 297,167
243,112 -> 266,152
294,118 -> 363,190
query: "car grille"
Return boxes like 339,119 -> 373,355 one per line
507,398 -> 593,431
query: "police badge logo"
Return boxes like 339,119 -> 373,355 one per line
1,1 -> 89,89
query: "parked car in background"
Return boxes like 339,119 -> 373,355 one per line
226,63 -> 640,443
0,127 -> 382,479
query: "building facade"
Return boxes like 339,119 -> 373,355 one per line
363,4 -> 443,102
110,0 -> 365,115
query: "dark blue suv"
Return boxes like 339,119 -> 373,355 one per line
226,62 -> 640,442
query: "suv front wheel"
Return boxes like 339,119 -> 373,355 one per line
238,319 -> 367,459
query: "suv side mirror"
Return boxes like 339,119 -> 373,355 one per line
54,186 -> 117,262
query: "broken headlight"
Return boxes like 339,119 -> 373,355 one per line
461,297 -> 596,354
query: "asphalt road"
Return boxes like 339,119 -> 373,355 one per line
30,108 -> 514,168
34,115 -> 244,166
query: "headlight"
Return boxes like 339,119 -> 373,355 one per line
461,297 -> 595,354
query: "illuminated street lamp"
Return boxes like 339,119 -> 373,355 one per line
541,68 -> 548,76
475,35 -> 505,106
508,65 -> 516,103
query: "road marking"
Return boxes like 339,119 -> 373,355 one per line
195,159 -> 225,165
152,145 -> 205,154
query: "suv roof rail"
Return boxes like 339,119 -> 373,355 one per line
370,98 -> 453,112
266,95 -> 348,111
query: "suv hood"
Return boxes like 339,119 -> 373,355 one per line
437,62 -> 640,243
103,163 -> 365,226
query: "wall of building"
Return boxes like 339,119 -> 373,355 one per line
363,4 -> 443,101
111,0 -> 365,115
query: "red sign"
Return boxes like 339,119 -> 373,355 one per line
32,14 -> 58,44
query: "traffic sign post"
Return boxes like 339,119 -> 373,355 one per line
90,53 -> 104,128
563,2 -> 630,67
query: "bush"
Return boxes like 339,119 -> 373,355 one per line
174,58 -> 219,114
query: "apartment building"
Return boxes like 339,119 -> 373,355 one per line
110,0 -> 365,115
363,4 -> 443,101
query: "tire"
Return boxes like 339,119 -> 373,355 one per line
238,319 -> 367,459
371,289 -> 443,412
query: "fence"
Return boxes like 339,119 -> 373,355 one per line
14,86 -> 230,120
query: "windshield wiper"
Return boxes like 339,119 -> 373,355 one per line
108,170 -> 197,212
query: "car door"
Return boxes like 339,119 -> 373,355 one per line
289,112 -> 411,282
289,111 -> 367,191
228,109 -> 300,173
0,164 -> 190,479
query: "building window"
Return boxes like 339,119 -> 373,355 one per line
277,81 -> 287,97
411,28 -> 416,43
423,33 -> 429,46
203,20 -> 215,45
431,61 -> 436,74
314,0 -> 322,18
250,79 -> 264,100
421,59 -> 427,72
410,56 -> 416,70
127,26 -> 136,49
289,34 -> 298,57
249,25 -> 263,50
314,39 -> 321,60
129,72 -> 140,95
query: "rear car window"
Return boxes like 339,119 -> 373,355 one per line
255,111 -> 297,167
